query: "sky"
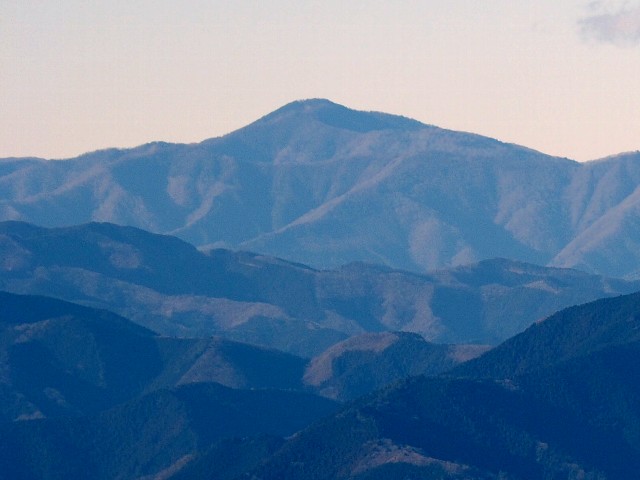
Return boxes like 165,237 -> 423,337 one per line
2,1 -> 640,161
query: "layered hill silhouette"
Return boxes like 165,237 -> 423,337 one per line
238,291 -> 640,479
303,332 -> 489,401
0,290 -> 480,479
2,97 -> 640,479
0,286 -> 489,412
2,277 -> 640,477
0,221 -> 637,353
0,290 -> 342,478
1,99 -> 640,278
0,383 -> 338,480
0,291 -> 314,422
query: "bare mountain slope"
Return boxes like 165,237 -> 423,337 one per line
1,99 -> 639,277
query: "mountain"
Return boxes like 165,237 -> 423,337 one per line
0,286 -> 486,410
453,290 -> 640,379
0,290 -> 341,479
0,222 -> 637,353
0,382 -> 338,480
1,99 -> 640,278
0,290 -> 309,422
0,285 -> 485,417
303,331 -> 489,401
3,263 -> 640,478
237,291 -> 640,479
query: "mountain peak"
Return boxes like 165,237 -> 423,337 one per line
280,98 -> 341,111
255,98 -> 427,133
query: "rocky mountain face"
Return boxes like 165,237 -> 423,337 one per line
0,221 -> 636,353
1,99 -> 640,278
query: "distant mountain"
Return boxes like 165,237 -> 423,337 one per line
0,290 -> 308,422
4,272 -> 640,477
0,382 -> 338,480
1,99 -> 640,278
1,222 -> 637,353
1,287 -> 484,421
238,292 -> 640,479
303,332 -> 489,401
0,290 -> 341,479
452,290 -> 640,377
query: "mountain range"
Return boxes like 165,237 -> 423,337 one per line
0,289 -> 482,478
5,286 -> 640,478
238,291 -> 640,479
0,291 -> 316,421
2,99 -> 640,278
2,99 -> 640,479
0,221 -> 637,354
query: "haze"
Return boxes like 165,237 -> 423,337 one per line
2,0 -> 639,161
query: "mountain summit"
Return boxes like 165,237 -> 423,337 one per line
250,98 -> 427,133
1,100 -> 639,277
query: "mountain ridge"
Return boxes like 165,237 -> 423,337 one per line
236,291 -> 640,479
1,99 -> 639,277
1,221 -> 637,353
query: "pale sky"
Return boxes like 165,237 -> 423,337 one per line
2,1 -> 639,161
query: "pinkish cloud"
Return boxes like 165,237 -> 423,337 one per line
580,3 -> 640,46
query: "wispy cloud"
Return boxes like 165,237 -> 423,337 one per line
579,2 -> 640,46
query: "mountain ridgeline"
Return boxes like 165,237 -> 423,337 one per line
236,291 -> 640,479
1,99 -> 640,278
2,99 -> 640,479
4,286 -> 640,478
0,289 -> 480,478
0,221 -> 637,353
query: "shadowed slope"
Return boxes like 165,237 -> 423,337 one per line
241,292 -> 640,479
0,221 -> 638,354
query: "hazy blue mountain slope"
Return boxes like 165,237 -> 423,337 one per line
450,291 -> 640,466
3,268 -> 640,478
0,222 -> 638,352
0,382 -> 339,480
0,290 -> 309,422
241,292 -> 640,480
453,290 -> 640,379
303,331 -> 489,401
245,375 -> 638,479
0,290 -> 342,479
1,100 -> 639,277
0,291 -> 162,420
0,287 -> 490,413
